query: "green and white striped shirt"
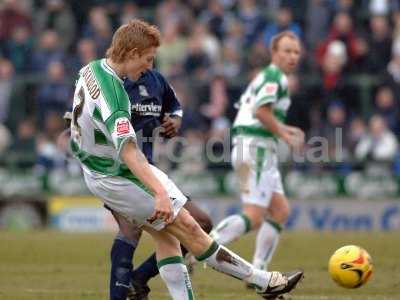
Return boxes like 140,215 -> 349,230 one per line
232,64 -> 290,147
70,59 -> 143,185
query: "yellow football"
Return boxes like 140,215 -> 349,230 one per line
328,245 -> 373,288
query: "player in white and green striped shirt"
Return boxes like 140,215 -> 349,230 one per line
211,31 -> 305,274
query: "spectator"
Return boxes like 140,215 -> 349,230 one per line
36,61 -> 71,127
119,2 -> 140,25
30,30 -> 66,72
191,22 -> 221,64
286,74 -> 312,133
36,112 -> 66,171
305,0 -> 332,50
374,86 -> 399,135
349,35 -> 372,73
201,74 -> 228,121
392,10 -> 400,41
334,0 -> 358,16
222,18 -> 245,52
367,15 -> 393,73
183,34 -> 211,80
68,38 -> 98,76
171,79 -> 206,133
315,40 -> 360,114
0,59 -> 14,124
355,115 -> 398,162
263,7 -> 303,48
219,42 -> 242,79
320,41 -> 347,92
0,0 -> 31,42
200,1 -> 232,41
236,0 -> 266,45
2,25 -> 33,73
34,0 -> 76,51
82,6 -> 112,57
155,0 -> 192,30
315,12 -> 359,68
243,39 -> 269,77
186,0 -> 208,18
8,118 -> 36,169
156,20 -> 187,76
347,117 -> 367,155
0,123 -> 11,157
387,40 -> 400,84
321,101 -> 350,160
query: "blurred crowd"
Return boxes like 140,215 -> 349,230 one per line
1,0 -> 400,176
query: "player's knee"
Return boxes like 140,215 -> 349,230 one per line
270,203 -> 290,224
250,215 -> 264,229
243,205 -> 265,230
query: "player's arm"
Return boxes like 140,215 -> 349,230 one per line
254,78 -> 304,149
255,105 -> 304,149
120,140 -> 173,223
106,108 -> 173,223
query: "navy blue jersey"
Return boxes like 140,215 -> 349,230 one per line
123,70 -> 182,163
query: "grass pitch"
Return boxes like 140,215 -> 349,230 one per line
0,230 -> 399,300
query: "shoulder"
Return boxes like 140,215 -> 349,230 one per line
262,64 -> 283,82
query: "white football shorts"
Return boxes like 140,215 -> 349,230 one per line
83,164 -> 187,231
231,139 -> 284,208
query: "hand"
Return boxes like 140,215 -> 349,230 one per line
56,129 -> 71,153
283,126 -> 305,150
147,191 -> 174,224
161,116 -> 181,138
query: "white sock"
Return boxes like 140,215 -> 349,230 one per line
252,220 -> 281,270
158,256 -> 195,300
210,214 -> 251,245
196,241 -> 271,290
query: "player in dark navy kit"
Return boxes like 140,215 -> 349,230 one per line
106,69 -> 213,300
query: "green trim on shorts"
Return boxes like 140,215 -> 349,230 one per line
231,125 -> 277,139
195,241 -> 219,261
240,214 -> 252,233
70,140 -> 151,195
157,256 -> 184,269
265,218 -> 283,232
256,147 -> 266,185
